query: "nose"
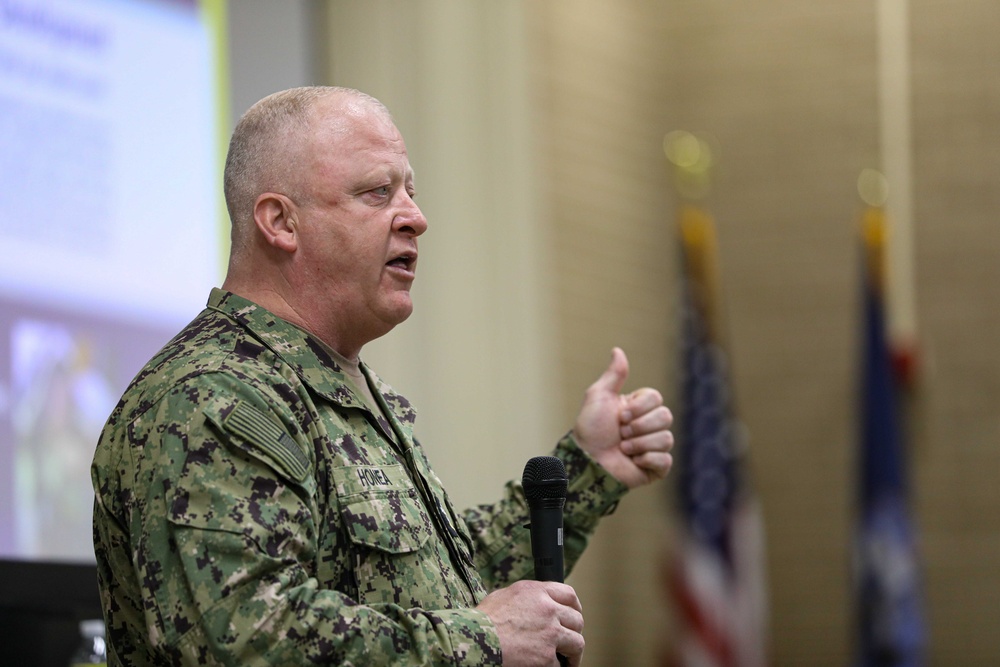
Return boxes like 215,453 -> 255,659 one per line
393,193 -> 428,237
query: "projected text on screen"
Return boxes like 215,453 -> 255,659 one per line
0,0 -> 224,562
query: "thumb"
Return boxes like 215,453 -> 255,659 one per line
590,347 -> 629,396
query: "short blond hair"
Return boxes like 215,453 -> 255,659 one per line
223,86 -> 388,253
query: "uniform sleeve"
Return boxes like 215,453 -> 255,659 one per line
462,433 -> 629,590
115,373 -> 502,666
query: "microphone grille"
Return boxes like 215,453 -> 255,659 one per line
521,456 -> 568,500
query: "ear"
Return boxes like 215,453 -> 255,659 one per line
252,192 -> 298,253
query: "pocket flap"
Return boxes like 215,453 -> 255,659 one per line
335,465 -> 432,554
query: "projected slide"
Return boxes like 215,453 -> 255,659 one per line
0,0 -> 225,562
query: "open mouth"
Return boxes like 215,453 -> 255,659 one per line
386,253 -> 416,271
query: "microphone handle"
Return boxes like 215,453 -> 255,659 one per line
528,505 -> 565,583
527,504 -> 568,666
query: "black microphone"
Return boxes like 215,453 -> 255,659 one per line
522,456 -> 570,667
522,455 -> 568,582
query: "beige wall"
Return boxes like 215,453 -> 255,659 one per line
526,4 -> 678,664
909,1 -> 1000,662
323,1 -> 562,507
321,1 -> 999,664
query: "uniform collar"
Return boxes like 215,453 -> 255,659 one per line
205,288 -> 418,437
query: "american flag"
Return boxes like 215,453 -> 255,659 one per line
854,207 -> 925,666
668,204 -> 768,667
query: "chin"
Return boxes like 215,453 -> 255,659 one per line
378,297 -> 414,328
393,303 -> 414,324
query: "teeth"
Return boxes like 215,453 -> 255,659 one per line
387,253 -> 415,267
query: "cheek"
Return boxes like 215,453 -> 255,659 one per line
334,242 -> 385,287
304,214 -> 390,281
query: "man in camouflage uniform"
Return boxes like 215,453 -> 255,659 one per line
92,87 -> 675,666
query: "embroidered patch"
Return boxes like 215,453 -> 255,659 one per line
223,401 -> 309,483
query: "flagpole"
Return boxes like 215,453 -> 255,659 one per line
876,0 -> 920,388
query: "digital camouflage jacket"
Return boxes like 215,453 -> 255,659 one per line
92,288 -> 628,666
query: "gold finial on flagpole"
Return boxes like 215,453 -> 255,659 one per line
858,168 -> 890,298
663,130 -> 715,201
665,130 -> 723,341
858,167 -> 889,208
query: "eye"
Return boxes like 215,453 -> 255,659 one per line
371,185 -> 391,197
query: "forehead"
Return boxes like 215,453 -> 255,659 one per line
308,98 -> 414,182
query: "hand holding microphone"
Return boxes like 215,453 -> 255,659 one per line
476,456 -> 581,666
523,456 -> 571,667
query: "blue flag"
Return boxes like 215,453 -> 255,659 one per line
855,209 -> 925,666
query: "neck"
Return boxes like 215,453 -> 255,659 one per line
221,277 -> 364,361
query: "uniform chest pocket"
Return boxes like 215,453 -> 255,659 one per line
340,486 -> 433,553
333,465 -> 442,607
333,464 -> 433,554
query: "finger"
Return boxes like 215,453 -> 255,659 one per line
557,605 -> 585,633
544,582 -> 583,614
556,626 -> 585,666
628,450 -> 674,478
620,405 -> 673,440
588,347 -> 629,397
621,429 -> 674,457
620,387 -> 664,421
